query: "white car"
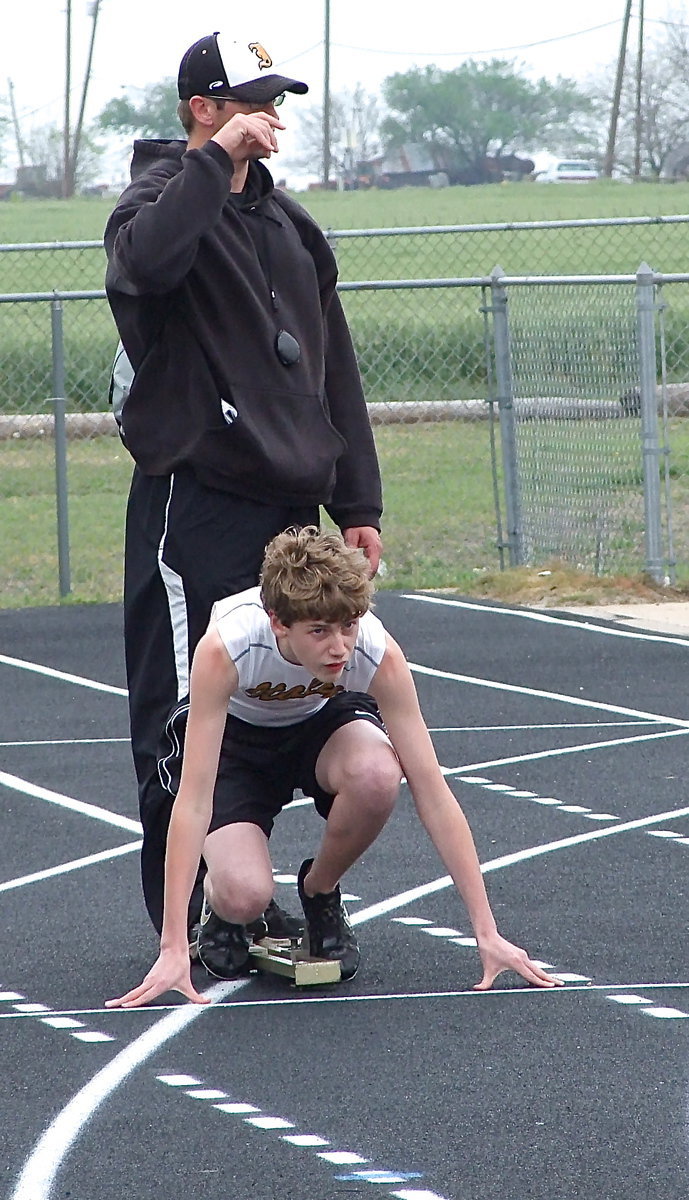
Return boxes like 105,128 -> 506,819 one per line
539,159 -> 599,182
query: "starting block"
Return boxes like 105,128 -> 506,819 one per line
248,936 -> 341,986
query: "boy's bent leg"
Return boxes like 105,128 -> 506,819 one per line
297,720 -> 401,981
307,720 -> 401,894
203,822 -> 275,925
195,823 -> 275,980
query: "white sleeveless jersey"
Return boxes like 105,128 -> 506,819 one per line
210,586 -> 388,727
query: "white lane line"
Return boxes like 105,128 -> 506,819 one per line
349,803 -> 689,925
429,722 -> 654,732
444,726 -> 689,775
0,771 -> 142,834
284,796 -> 314,809
4,984 -> 689,1022
185,1088 -> 228,1100
391,1190 -> 448,1200
283,1134 -> 330,1146
0,842 -> 142,893
1,988 -> 123,1044
166,1072 -> 432,1193
0,653 -> 127,696
10,979 -> 245,1200
402,593 -> 689,649
0,739 -> 129,748
214,1102 -> 261,1114
408,662 -> 689,728
642,1007 -> 689,1019
3,980 -> 689,1022
71,1031 -> 115,1043
458,775 -> 689,840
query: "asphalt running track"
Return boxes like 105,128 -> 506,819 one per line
1,592 -> 689,1200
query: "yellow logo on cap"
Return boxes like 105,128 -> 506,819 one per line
248,42 -> 272,70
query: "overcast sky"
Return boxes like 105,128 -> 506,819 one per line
1,1 -> 683,183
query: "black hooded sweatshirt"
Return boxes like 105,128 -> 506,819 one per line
104,138 -> 382,531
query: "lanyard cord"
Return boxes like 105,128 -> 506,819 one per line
248,207 -> 279,314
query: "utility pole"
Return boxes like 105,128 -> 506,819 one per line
633,0 -> 645,179
603,0 -> 633,177
63,0 -> 72,197
7,78 -> 26,169
322,0 -> 331,188
68,0 -> 102,195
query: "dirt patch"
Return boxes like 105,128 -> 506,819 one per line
442,562 -> 689,608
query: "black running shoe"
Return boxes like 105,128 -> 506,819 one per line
196,897 -> 251,980
246,898 -> 305,942
297,858 -> 360,980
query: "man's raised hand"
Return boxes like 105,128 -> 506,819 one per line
212,111 -> 285,163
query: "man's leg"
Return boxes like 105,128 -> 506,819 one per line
124,470 -> 185,932
125,464 -> 318,932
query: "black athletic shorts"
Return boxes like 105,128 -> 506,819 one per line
158,691 -> 387,838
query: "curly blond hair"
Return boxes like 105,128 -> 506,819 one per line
260,527 -> 374,625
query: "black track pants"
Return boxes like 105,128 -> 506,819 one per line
123,465 -> 318,932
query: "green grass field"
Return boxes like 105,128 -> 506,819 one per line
3,180 -> 689,606
4,177 -> 689,236
4,178 -> 689,276
0,421 -> 502,607
4,179 -> 689,417
3,413 -> 689,608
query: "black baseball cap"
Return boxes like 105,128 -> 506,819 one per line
178,31 -> 308,103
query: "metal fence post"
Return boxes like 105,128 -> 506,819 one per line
50,297 -> 71,597
490,265 -> 523,566
635,262 -> 664,583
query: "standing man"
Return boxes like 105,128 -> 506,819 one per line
104,30 -> 382,936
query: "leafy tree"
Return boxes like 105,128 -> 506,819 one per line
380,60 -> 594,179
98,79 -> 182,139
290,85 -> 381,182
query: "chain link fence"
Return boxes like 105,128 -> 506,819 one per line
504,279 -> 646,576
2,216 -> 689,606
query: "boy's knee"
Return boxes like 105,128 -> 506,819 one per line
342,747 -> 401,813
208,871 -> 273,925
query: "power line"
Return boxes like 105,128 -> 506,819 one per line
332,20 -> 624,59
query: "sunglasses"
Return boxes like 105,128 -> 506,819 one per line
218,92 -> 286,109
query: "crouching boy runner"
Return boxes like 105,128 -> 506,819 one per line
107,527 -> 562,1008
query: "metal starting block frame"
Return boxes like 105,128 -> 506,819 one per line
248,936 -> 341,985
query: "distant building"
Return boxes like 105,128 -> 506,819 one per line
355,143 -> 534,189
660,142 -> 689,180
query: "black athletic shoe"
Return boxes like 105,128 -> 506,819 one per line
297,858 -> 360,980
246,898 -> 305,942
196,898 -> 251,980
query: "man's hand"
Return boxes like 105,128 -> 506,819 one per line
342,526 -> 382,577
474,933 -> 564,991
105,948 -> 210,1009
212,111 -> 285,165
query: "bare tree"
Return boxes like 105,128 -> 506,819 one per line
586,10 -> 689,176
0,94 -> 10,166
19,123 -> 103,195
290,85 -> 381,183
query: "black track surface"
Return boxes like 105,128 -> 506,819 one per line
2,592 -> 689,1200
